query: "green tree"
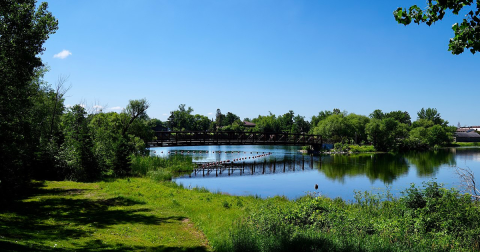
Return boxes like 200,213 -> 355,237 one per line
369,109 -> 385,120
293,114 -> 310,134
58,105 -> 96,181
192,114 -> 211,131
252,113 -> 280,133
394,1 -> 480,54
215,108 -> 224,128
31,71 -> 68,179
278,110 -> 295,133
385,111 -> 411,125
417,108 -> 447,126
427,125 -> 450,146
345,113 -> 370,144
224,112 -> 240,126
0,0 -> 58,198
310,110 -> 333,133
366,118 -> 409,151
313,114 -> 350,143
168,104 -> 194,131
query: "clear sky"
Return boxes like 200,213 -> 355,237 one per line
41,0 -> 479,126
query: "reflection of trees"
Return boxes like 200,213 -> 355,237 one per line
404,150 -> 456,177
319,154 -> 409,184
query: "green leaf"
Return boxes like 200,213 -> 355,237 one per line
396,8 -> 403,19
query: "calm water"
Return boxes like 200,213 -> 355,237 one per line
151,145 -> 480,201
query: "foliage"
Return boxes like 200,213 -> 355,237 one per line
394,1 -> 480,54
57,105 -> 96,181
252,113 -> 281,133
310,110 -> 333,132
0,0 -> 58,199
349,145 -> 376,153
312,112 -> 369,144
365,118 -> 409,151
130,154 -> 194,181
225,182 -> 480,252
417,108 -> 448,126
168,104 -> 211,131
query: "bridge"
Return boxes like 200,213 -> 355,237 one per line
150,131 -> 324,147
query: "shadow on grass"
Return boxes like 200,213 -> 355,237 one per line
0,240 -> 209,251
0,182 -> 208,251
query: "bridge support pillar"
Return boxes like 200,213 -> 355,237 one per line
309,144 -> 322,152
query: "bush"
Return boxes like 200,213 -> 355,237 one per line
222,183 -> 480,252
349,145 -> 376,153
130,154 -> 194,181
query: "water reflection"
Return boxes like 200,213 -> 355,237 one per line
403,150 -> 456,177
319,154 -> 409,184
151,146 -> 480,200
181,151 -> 457,185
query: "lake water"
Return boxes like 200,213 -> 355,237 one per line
150,145 -> 480,201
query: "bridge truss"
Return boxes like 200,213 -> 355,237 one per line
150,131 -> 324,147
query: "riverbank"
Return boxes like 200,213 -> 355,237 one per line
0,178 -> 264,251
299,144 -> 377,154
2,178 -> 480,251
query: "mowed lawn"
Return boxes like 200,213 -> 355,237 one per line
0,178 -> 266,251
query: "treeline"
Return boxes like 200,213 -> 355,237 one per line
0,1 -> 157,200
163,105 -> 456,152
164,104 -> 310,134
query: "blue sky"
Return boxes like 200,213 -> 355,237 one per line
41,0 -> 479,126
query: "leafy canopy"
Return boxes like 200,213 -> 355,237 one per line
394,0 -> 480,54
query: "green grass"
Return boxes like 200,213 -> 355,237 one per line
224,182 -> 480,252
348,144 -> 376,153
3,156 -> 480,251
0,178 -> 268,251
131,154 -> 195,181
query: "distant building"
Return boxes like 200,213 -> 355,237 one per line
243,121 -> 256,128
456,128 -> 475,133
458,126 -> 480,132
454,131 -> 480,142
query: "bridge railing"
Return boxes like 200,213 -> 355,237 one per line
152,131 -> 323,146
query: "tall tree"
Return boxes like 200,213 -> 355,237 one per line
215,108 -> 223,128
417,108 -> 447,126
168,104 -> 194,131
224,112 -> 240,126
394,1 -> 480,54
0,0 -> 58,198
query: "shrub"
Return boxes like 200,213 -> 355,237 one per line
131,154 -> 193,181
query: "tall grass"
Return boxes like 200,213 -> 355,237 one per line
130,154 -> 194,181
220,181 -> 480,252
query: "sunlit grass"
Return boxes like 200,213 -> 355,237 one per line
2,170 -> 480,251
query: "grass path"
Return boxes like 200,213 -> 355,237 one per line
0,178 -> 268,251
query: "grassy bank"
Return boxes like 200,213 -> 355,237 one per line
130,154 -> 195,181
0,178 -> 268,251
2,178 -> 480,251
2,154 -> 480,251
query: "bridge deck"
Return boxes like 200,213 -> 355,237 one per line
150,131 -> 324,147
